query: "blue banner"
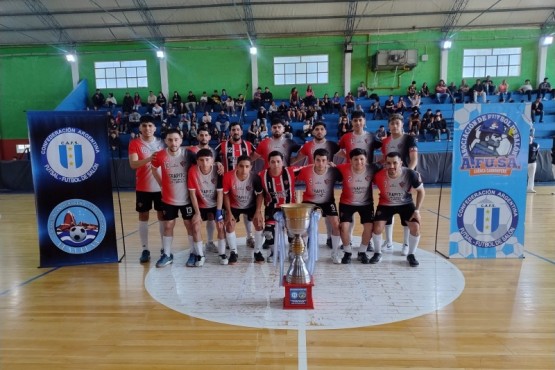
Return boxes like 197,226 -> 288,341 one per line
28,111 -> 118,267
449,104 -> 529,259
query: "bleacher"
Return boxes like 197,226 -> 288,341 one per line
110,92 -> 555,158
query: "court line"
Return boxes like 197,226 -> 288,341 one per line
298,311 -> 308,370
0,267 -> 60,297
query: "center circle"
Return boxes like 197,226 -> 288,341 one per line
145,235 -> 465,330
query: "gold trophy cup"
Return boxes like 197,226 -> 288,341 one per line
280,203 -> 315,284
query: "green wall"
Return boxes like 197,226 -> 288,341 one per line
0,28 -> 552,149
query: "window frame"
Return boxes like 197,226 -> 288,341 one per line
462,48 -> 521,79
94,60 -> 148,89
273,55 -> 329,86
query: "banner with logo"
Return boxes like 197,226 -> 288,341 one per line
27,111 -> 118,267
449,104 -> 530,258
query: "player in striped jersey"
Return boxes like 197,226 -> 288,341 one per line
188,148 -> 225,266
150,128 -> 195,268
216,122 -> 257,248
128,115 -> 165,263
371,152 -> 425,267
223,155 -> 265,263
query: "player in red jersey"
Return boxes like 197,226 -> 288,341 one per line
335,148 -> 381,264
223,155 -> 265,263
371,152 -> 425,267
216,122 -> 256,248
380,113 -> 419,255
338,111 -> 381,163
150,129 -> 195,268
188,148 -> 225,266
295,148 -> 343,263
251,119 -> 300,168
128,115 -> 165,263
258,151 -> 298,261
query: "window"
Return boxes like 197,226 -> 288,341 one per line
462,48 -> 521,78
94,60 -> 148,89
274,55 -> 328,85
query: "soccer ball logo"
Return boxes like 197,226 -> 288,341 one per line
69,226 -> 87,242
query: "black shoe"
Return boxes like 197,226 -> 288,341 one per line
407,254 -> 419,267
139,250 -> 150,263
357,252 -> 370,264
366,241 -> 374,252
228,251 -> 238,265
326,237 -> 332,249
254,251 -> 265,263
369,252 -> 382,264
262,239 -> 272,250
341,252 -> 352,264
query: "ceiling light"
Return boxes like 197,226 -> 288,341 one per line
65,53 -> 76,62
249,46 -> 257,55
156,50 -> 165,59
541,36 -> 553,46
441,40 -> 452,50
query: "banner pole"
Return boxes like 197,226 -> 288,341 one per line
111,152 -> 127,262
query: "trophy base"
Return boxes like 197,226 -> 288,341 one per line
283,276 -> 314,310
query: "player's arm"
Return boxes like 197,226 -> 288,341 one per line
408,148 -> 418,170
410,185 -> 425,223
216,189 -> 224,222
129,152 -> 152,170
187,169 -> 202,225
290,151 -> 306,166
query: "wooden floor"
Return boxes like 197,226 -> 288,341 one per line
1,187 -> 554,370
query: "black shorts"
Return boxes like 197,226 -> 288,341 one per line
304,201 -> 338,217
229,207 -> 256,222
199,207 -> 217,222
374,203 -> 418,224
339,203 -> 374,224
161,202 -> 195,221
136,191 -> 162,213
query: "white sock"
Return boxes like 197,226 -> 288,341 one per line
217,238 -> 226,255
403,226 -> 410,246
349,222 -> 355,239
243,218 -> 253,237
139,221 -> 149,250
194,241 -> 204,257
206,220 -> 215,242
408,233 -> 420,255
331,235 -> 341,253
254,230 -> 264,252
359,243 -> 366,254
385,222 -> 394,245
372,233 -> 383,253
226,231 -> 237,252
162,236 -> 173,256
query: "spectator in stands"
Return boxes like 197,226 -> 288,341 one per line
369,97 -> 383,120
283,120 -> 293,139
396,96 -> 407,115
202,111 -> 212,127
433,110 -> 451,141
277,101 -> 289,122
425,116 -> 438,142
332,92 -> 342,113
92,89 -> 105,110
224,97 -> 236,116
235,94 -> 246,115
157,91 -> 167,111
210,90 -> 222,112
337,116 -> 351,139
290,87 -> 300,108
472,79 -> 487,103
248,120 -> 261,144
262,87 -> 273,109
152,102 -> 163,122
189,122 -> 198,143
338,105 -> 349,122
435,79 -> 450,104
220,89 -> 229,105
344,92 -> 355,112
407,91 -> 421,109
215,110 -> 230,133
538,77 -> 552,100
321,93 -> 333,114
166,103 -> 177,124
107,111 -> 118,136
268,100 -> 278,120
518,79 -> 534,102
296,102 -> 307,122
384,95 -> 396,117
199,91 -> 209,112
128,109 -> 141,131
115,111 -> 126,134
122,92 -> 134,114
172,91 -> 183,114
257,106 -> 268,131
497,79 -> 512,103
109,132 -> 121,158
178,112 -> 191,132
447,82 -> 458,103
105,93 -> 117,109
483,76 -> 496,95
314,99 -> 323,120
354,104 -> 364,115
133,92 -> 142,111
185,91 -> 197,113
420,82 -> 430,97
531,97 -> 544,123
304,85 -> 316,106
357,81 -> 368,98
421,108 -> 434,139
375,125 -> 387,140
252,87 -> 262,110
528,135 -> 539,193
190,111 -> 199,126
407,81 -> 417,99
147,91 -> 157,113
458,79 -> 470,103
408,108 -> 422,140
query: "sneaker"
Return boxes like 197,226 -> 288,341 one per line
357,252 -> 370,264
367,241 -> 374,252
369,252 -> 382,264
341,252 -> 352,264
139,250 -> 151,263
326,237 -> 332,249
228,251 -> 238,264
156,253 -> 173,268
185,253 -> 197,267
219,254 -> 229,265
267,252 -> 274,263
401,244 -> 409,256
382,241 -> 393,252
254,251 -> 265,263
407,254 -> 419,267
246,236 -> 255,248
206,241 -> 217,253
195,255 -> 206,267
262,239 -> 272,250
331,251 -> 342,264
